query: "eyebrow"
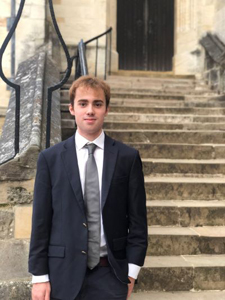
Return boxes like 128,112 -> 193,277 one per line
77,99 -> 104,102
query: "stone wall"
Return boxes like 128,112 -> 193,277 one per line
213,0 -> 225,43
0,0 -> 46,108
174,0 -> 216,75
0,47 -> 61,299
0,107 -> 6,135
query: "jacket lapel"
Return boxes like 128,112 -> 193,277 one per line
101,135 -> 118,209
61,135 -> 85,216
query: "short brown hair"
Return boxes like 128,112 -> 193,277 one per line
69,75 -> 110,108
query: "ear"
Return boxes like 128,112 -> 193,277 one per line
69,104 -> 75,116
105,105 -> 109,116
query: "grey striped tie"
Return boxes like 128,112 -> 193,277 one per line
84,143 -> 100,269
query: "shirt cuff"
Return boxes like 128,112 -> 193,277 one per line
32,274 -> 50,284
128,263 -> 141,279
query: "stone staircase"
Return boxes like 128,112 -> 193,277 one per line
61,75 -> 225,299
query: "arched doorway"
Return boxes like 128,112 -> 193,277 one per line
117,0 -> 174,71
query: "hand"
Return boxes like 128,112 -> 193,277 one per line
127,276 -> 135,299
32,282 -> 51,300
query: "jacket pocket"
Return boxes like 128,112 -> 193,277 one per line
48,245 -> 65,258
113,236 -> 127,251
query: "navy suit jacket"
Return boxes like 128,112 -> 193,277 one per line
29,134 -> 148,300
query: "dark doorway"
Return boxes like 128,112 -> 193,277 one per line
117,0 -> 174,71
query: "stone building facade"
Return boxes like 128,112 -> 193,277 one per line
48,0 -> 225,77
0,0 -> 225,103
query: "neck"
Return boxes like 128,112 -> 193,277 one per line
77,129 -> 103,141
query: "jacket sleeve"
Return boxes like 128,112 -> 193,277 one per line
127,150 -> 148,266
28,152 -> 53,275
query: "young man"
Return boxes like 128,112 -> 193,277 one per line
29,76 -> 148,300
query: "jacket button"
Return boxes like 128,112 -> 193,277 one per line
83,223 -> 87,227
82,251 -> 87,255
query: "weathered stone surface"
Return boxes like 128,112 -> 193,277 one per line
105,112 -> 225,124
148,202 -> 225,227
147,205 -> 180,226
14,205 -> 32,239
0,240 -> 30,281
0,279 -> 31,300
106,130 -> 225,144
136,255 -> 225,291
0,51 -> 46,166
0,116 -> 5,135
0,48 -> 61,180
129,143 -> 218,160
145,178 -> 225,201
0,179 -> 34,204
194,267 -> 225,290
0,209 -> 14,239
136,267 -> 194,292
130,291 -> 225,300
148,228 -> 225,256
180,206 -> 225,227
109,106 -> 225,115
142,159 -> 225,176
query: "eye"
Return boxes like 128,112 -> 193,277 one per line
95,102 -> 103,107
79,102 -> 87,107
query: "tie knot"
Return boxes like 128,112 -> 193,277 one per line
86,143 -> 97,155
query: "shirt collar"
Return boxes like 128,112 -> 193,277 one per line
75,130 -> 105,150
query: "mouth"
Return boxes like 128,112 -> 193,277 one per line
84,118 -> 96,123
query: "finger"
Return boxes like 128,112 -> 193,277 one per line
45,289 -> 50,300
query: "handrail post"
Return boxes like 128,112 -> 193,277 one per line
109,30 -> 112,76
104,33 -> 108,80
95,39 -> 99,77
78,39 -> 88,76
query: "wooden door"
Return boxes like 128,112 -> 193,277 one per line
117,0 -> 174,71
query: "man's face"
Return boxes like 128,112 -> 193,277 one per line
69,86 -> 109,140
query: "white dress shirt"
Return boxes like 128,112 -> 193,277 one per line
32,131 -> 140,283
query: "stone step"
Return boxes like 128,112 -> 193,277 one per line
106,130 -> 225,144
60,98 -> 225,108
61,83 -> 201,93
107,76 -> 196,85
61,119 -> 225,132
130,291 -> 225,300
104,121 -> 225,131
107,74 -> 196,83
60,125 -> 225,160
108,82 -> 200,91
110,89 -> 212,97
105,113 -> 225,123
0,279 -> 31,300
110,98 -> 225,108
144,176 -> 225,200
147,200 -> 225,227
129,143 -> 225,160
60,103 -> 225,115
147,226 -> 225,256
142,158 -> 225,176
108,106 -> 225,115
137,255 -> 225,291
60,92 -> 185,102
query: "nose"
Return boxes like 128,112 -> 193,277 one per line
86,104 -> 94,115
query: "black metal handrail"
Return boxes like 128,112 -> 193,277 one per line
0,0 -> 25,165
46,0 -> 74,148
75,27 -> 112,80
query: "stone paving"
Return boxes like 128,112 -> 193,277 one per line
130,291 -> 225,300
